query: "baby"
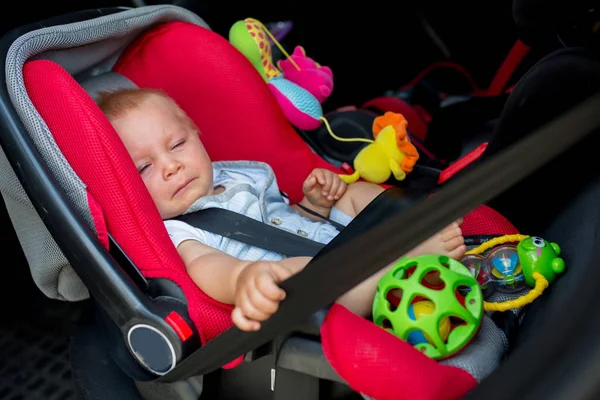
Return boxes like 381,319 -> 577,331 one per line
99,88 -> 466,331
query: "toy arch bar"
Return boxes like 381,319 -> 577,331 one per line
158,93 -> 600,382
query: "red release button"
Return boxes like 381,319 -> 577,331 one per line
341,162 -> 354,174
165,311 -> 193,341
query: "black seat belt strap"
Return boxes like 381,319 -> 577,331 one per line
172,208 -> 325,257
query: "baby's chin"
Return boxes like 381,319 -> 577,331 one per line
159,203 -> 187,220
161,186 -> 214,219
156,197 -> 192,220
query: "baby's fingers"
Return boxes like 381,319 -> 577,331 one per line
232,306 -> 260,332
327,178 -> 341,200
313,169 -> 327,186
321,171 -> 334,195
238,290 -> 272,321
248,284 -> 281,316
302,175 -> 318,193
256,272 -> 286,301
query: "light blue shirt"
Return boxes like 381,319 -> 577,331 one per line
164,161 -> 352,261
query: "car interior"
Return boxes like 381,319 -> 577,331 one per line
0,1 -> 599,400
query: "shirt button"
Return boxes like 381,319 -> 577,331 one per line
271,217 -> 282,225
297,229 -> 308,237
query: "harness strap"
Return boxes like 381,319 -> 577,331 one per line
172,207 -> 325,257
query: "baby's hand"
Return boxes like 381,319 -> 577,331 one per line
232,262 -> 294,331
302,168 -> 347,210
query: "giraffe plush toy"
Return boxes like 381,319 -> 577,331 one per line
229,18 -> 332,130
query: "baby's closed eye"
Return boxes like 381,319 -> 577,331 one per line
138,163 -> 150,174
171,139 -> 186,150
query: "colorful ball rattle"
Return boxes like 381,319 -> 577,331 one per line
463,234 -> 565,312
406,300 -> 451,346
372,255 -> 484,360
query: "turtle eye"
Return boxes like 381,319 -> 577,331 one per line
531,236 -> 545,248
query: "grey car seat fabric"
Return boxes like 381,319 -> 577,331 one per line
80,72 -> 138,103
0,5 -> 209,301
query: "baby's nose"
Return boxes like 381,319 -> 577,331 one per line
164,160 -> 182,178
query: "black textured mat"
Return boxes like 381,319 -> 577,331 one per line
0,197 -> 85,400
0,278 -> 86,400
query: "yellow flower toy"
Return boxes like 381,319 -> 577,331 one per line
324,112 -> 419,184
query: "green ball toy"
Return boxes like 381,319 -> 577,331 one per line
372,255 -> 484,360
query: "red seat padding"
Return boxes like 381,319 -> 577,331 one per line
23,59 -> 238,351
461,203 -> 519,236
321,304 -> 477,400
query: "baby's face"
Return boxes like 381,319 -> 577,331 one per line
112,95 -> 214,219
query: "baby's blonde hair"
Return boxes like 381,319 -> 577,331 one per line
98,87 -> 199,134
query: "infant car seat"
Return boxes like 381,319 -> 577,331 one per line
0,5 -> 599,400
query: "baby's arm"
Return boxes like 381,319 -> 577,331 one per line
177,239 -> 311,331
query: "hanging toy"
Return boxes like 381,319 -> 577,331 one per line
229,18 -> 329,130
229,19 -> 419,184
330,112 -> 420,184
277,45 -> 334,103
462,235 -> 565,312
372,255 -> 484,360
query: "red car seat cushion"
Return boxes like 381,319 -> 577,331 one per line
321,303 -> 477,400
23,60 -> 244,366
